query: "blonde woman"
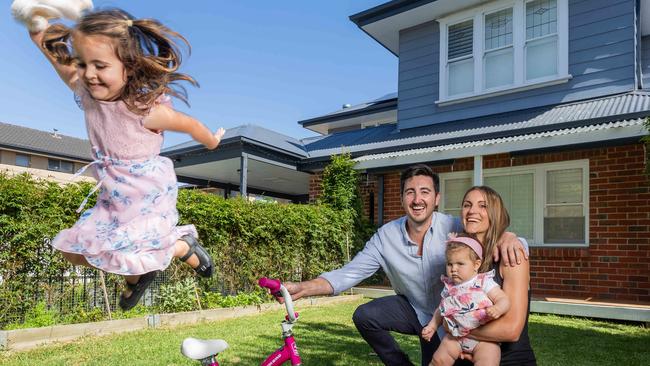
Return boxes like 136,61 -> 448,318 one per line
457,186 -> 536,365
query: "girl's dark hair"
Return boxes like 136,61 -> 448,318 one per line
42,8 -> 197,114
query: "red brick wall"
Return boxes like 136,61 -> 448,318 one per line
309,142 -> 650,302
308,172 -> 323,203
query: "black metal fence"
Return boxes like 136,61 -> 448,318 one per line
0,267 -> 174,327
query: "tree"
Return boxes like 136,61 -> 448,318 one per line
320,153 -> 375,258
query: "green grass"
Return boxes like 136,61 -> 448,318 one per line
0,299 -> 648,366
528,313 -> 649,366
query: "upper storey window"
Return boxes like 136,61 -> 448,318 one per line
438,0 -> 569,105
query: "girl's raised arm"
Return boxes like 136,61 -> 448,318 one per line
30,24 -> 78,91
144,104 -> 225,150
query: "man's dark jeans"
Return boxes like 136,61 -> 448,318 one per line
352,295 -> 440,366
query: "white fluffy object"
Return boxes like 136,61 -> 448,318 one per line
11,0 -> 93,32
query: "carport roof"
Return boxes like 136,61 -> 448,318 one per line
163,124 -> 309,158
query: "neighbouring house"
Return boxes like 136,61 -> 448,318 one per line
0,121 -> 93,183
163,124 -> 312,203
163,0 -> 650,304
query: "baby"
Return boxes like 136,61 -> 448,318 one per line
422,233 -> 510,366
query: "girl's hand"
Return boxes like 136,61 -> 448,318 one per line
29,20 -> 48,46
421,325 -> 435,341
205,127 -> 225,150
486,305 -> 503,319
213,128 -> 225,146
459,352 -> 475,362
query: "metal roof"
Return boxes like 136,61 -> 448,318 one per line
0,121 -> 91,161
355,119 -> 647,163
303,91 -> 650,159
163,124 -> 309,158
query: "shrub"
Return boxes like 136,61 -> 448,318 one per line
4,301 -> 59,330
61,306 -> 105,324
0,171 -> 353,327
157,277 -> 199,313
202,289 -> 267,309
112,304 -> 153,319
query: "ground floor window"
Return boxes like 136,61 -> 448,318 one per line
439,159 -> 588,247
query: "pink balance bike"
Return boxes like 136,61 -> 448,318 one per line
181,278 -> 301,366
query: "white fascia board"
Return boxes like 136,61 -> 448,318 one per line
307,109 -> 397,134
354,120 -> 647,170
361,0 -> 484,54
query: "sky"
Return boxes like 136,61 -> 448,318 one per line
1,0 -> 397,148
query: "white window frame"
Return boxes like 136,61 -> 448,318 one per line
437,0 -> 570,106
439,159 -> 589,247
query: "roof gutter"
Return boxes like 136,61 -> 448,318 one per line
349,0 -> 436,27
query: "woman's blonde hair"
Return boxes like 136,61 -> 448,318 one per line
42,8 -> 197,114
463,186 -> 510,273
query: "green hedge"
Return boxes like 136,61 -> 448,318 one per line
0,173 -> 353,326
176,184 -> 353,290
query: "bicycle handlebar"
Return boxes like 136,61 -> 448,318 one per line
258,277 -> 281,292
258,277 -> 297,323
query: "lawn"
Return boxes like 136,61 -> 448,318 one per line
0,299 -> 648,366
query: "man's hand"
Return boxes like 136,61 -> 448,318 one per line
273,278 -> 334,304
279,281 -> 304,303
493,232 -> 528,266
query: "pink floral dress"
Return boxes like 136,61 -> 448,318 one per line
50,83 -> 197,275
439,270 -> 498,352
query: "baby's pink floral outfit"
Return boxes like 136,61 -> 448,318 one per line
439,269 -> 498,353
50,83 -> 197,275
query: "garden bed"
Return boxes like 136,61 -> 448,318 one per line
0,294 -> 362,351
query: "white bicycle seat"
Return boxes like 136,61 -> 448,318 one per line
181,337 -> 229,360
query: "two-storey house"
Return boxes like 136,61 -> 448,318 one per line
305,0 -> 649,304
163,0 -> 649,305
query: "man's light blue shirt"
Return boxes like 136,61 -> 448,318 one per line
320,213 -> 462,326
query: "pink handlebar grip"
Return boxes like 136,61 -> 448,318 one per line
258,277 -> 281,293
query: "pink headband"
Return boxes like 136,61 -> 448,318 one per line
446,236 -> 483,260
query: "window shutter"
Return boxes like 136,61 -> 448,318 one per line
448,20 -> 473,60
